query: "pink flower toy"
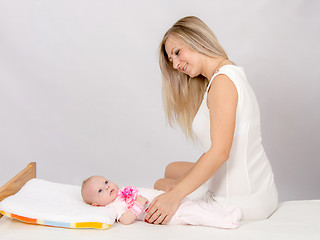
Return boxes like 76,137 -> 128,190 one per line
117,186 -> 144,216
117,186 -> 139,208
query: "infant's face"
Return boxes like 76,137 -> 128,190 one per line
83,176 -> 119,206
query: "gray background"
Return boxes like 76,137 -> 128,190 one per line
0,0 -> 319,202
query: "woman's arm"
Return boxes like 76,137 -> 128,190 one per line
118,195 -> 148,225
145,74 -> 238,225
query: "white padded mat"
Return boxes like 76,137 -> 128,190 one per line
1,200 -> 319,240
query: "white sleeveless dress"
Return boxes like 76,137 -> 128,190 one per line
192,65 -> 278,220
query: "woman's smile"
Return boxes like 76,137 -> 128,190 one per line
183,63 -> 188,72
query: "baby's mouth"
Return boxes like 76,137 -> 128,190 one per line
110,189 -> 114,195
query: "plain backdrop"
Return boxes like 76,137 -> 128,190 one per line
0,0 -> 319,202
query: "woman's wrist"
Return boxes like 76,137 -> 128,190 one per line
170,184 -> 187,202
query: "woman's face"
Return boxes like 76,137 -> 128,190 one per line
165,35 -> 204,78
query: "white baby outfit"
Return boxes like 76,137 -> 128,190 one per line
192,65 -> 278,220
107,187 -> 242,228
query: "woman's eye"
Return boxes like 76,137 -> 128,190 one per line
105,180 -> 108,184
98,189 -> 102,193
175,50 -> 180,55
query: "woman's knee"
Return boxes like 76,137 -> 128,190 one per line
164,162 -> 178,178
164,161 -> 194,179
154,178 -> 174,192
154,178 -> 165,191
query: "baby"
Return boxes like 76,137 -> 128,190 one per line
81,175 -> 242,228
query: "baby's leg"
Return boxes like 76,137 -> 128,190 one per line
169,198 -> 242,229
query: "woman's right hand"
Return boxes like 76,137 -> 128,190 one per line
145,189 -> 182,225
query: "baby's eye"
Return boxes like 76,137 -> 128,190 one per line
98,189 -> 102,193
105,180 -> 108,184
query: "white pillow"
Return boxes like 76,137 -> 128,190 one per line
0,178 -> 116,229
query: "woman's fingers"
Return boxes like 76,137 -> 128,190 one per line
145,198 -> 167,224
147,209 -> 173,225
144,198 -> 157,222
148,210 -> 162,224
153,213 -> 168,225
161,215 -> 170,225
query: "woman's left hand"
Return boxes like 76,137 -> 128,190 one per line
144,190 -> 181,225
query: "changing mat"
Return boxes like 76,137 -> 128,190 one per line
0,178 -> 116,229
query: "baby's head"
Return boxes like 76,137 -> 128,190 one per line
81,176 -> 119,206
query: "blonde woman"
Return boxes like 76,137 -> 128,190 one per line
145,16 -> 278,225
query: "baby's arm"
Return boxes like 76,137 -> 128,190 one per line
118,195 -> 148,225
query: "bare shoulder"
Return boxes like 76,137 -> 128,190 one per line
207,74 -> 238,109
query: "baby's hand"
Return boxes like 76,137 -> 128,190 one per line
136,195 -> 148,207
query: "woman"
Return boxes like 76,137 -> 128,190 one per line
145,16 -> 278,224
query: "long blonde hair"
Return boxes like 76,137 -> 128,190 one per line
159,16 -> 229,138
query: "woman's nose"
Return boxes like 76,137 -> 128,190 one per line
172,59 -> 180,70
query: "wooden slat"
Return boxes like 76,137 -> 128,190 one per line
0,162 -> 37,218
